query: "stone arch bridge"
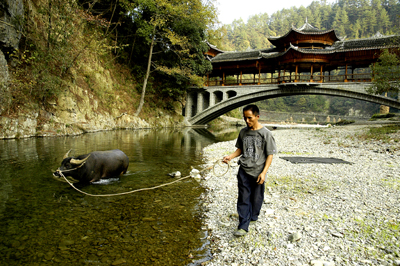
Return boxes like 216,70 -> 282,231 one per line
184,83 -> 400,125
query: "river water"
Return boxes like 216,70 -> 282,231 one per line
0,127 -> 241,265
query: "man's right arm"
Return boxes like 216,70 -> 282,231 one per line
222,148 -> 242,164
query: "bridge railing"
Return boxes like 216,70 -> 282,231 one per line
205,73 -> 372,86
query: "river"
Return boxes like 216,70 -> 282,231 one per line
0,127 -> 241,266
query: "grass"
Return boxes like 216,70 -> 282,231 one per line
370,113 -> 397,120
381,176 -> 400,190
357,125 -> 400,143
266,175 -> 332,196
350,218 -> 400,259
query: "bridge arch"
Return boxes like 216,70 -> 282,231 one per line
186,83 -> 400,125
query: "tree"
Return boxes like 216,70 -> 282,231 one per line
378,8 -> 391,34
369,49 -> 400,95
120,0 -> 216,116
332,7 -> 349,37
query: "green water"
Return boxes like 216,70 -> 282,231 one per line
0,127 -> 240,265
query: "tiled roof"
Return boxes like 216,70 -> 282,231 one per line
268,21 -> 337,42
211,48 -> 277,63
332,33 -> 400,51
211,33 -> 400,63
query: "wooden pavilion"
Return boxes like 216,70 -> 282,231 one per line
205,21 -> 400,86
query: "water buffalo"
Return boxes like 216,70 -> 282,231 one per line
53,149 -> 129,183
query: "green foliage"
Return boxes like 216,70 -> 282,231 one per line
220,0 -> 400,51
357,125 -> 400,143
335,119 -> 355,125
8,0 -> 113,110
370,113 -> 397,119
117,0 -> 215,93
114,0 -> 216,115
369,49 -> 400,95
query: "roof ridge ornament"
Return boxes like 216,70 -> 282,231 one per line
372,31 -> 384,38
297,18 -> 320,32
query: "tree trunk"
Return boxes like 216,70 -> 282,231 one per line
135,25 -> 156,117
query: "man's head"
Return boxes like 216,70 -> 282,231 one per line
243,105 -> 259,116
243,104 -> 260,130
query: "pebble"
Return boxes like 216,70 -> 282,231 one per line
200,125 -> 400,265
288,232 -> 302,242
168,171 -> 181,177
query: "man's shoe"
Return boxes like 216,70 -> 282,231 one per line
233,229 -> 247,237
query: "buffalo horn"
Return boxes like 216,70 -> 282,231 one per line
70,154 -> 91,165
63,149 -> 72,159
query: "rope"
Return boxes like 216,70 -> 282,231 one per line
55,160 -> 231,197
212,159 -> 232,177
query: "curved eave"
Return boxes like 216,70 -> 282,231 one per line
205,41 -> 225,54
268,29 -> 340,47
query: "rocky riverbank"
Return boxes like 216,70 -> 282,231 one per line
0,110 -> 182,139
200,125 -> 400,266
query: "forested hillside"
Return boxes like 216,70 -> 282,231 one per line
218,0 -> 400,51
212,0 -> 400,116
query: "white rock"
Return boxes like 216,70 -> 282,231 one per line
190,169 -> 200,177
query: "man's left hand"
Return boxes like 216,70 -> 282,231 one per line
256,174 -> 265,184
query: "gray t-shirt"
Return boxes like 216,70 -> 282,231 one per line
235,126 -> 278,178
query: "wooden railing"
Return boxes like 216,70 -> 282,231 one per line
205,73 -> 372,86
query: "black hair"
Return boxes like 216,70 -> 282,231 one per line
243,104 -> 259,116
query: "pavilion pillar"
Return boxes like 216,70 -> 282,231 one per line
320,65 -> 323,83
372,63 -> 375,81
351,66 -> 354,82
258,67 -> 261,85
222,72 -> 225,86
345,64 -> 348,82
282,69 -> 286,83
310,65 -> 314,82
295,65 -> 298,82
278,70 -> 281,84
240,71 -> 243,85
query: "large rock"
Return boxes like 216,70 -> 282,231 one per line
0,0 -> 24,114
0,50 -> 10,113
0,0 -> 24,51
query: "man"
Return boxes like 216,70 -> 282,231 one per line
223,104 -> 277,237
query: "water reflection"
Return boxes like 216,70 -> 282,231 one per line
0,127 -> 240,265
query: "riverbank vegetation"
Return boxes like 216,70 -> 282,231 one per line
357,124 -> 400,143
5,0 -> 217,120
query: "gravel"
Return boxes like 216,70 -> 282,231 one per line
199,125 -> 400,266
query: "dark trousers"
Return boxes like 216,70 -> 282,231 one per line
237,167 -> 265,231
